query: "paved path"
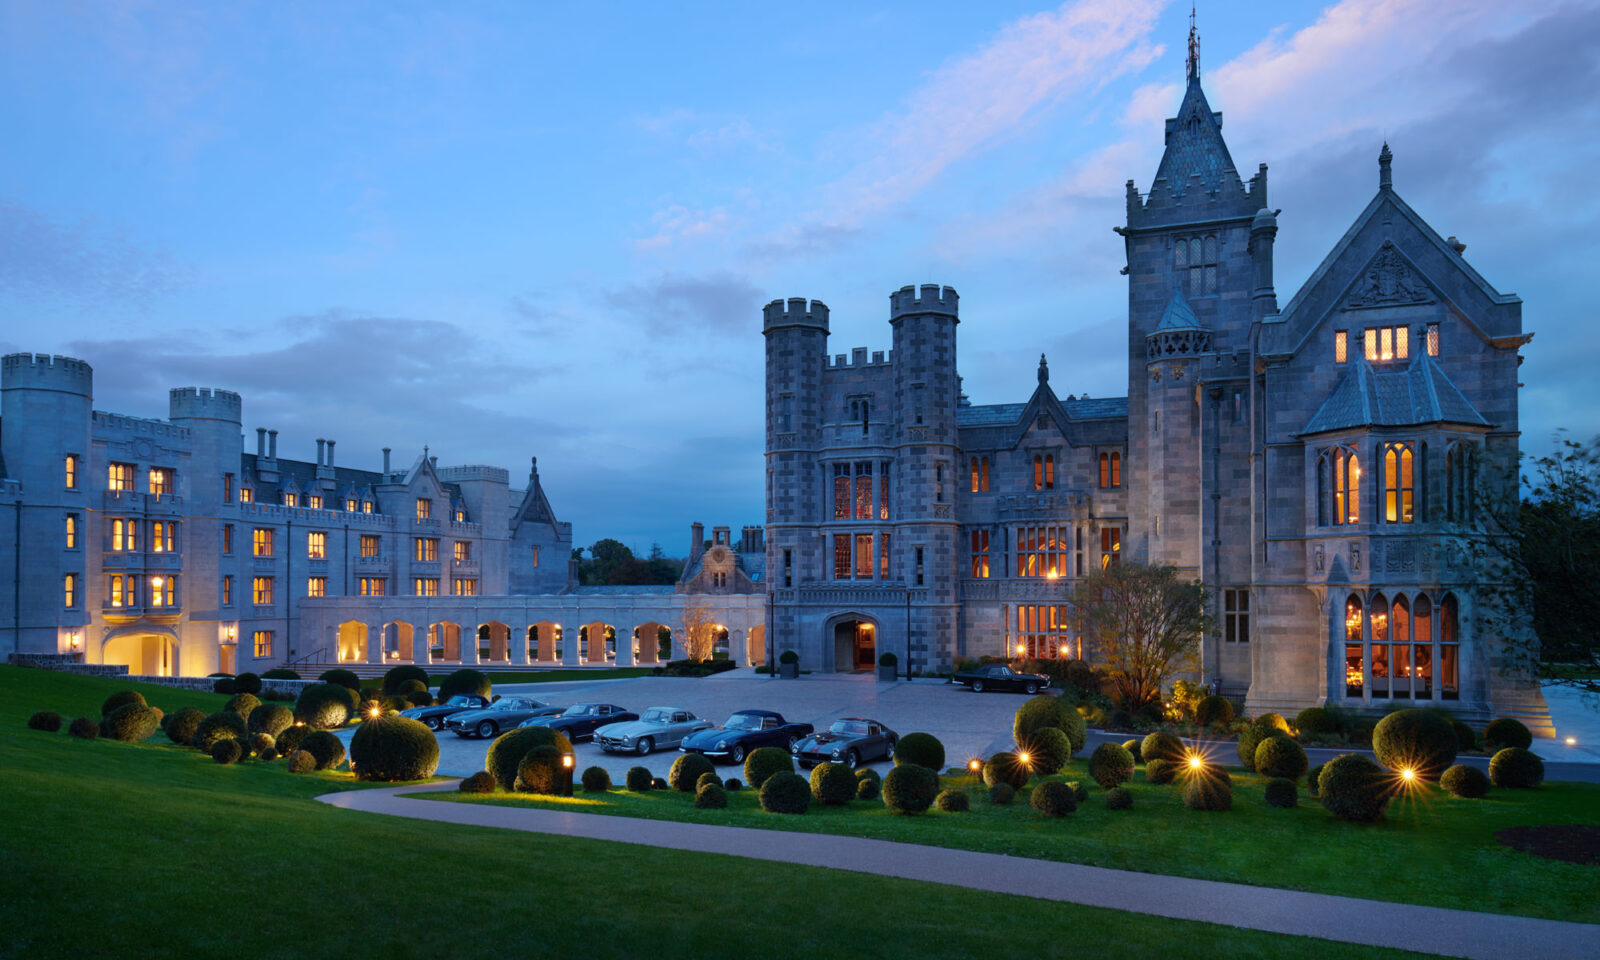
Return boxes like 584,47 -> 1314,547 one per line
319,782 -> 1596,960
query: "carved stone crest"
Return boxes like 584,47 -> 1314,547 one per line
1347,242 -> 1433,309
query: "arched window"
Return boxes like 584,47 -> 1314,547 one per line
970,457 -> 980,493
1446,440 -> 1476,522
1344,595 -> 1364,696
1392,595 -> 1412,699
1110,451 -> 1121,487
1100,452 -> 1109,488
1033,455 -> 1043,491
1440,593 -> 1460,700
1383,442 -> 1414,523
1370,593 -> 1390,698
1325,446 -> 1361,525
1044,455 -> 1054,490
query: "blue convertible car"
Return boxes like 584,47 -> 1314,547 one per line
679,709 -> 815,764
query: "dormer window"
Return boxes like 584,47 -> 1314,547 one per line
416,498 -> 432,520
1364,326 -> 1409,363
282,492 -> 298,507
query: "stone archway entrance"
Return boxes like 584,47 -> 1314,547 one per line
831,617 -> 876,672
337,621 -> 368,663
103,630 -> 177,676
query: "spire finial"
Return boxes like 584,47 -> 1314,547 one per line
1186,4 -> 1200,80
1379,141 -> 1393,191
1038,353 -> 1049,385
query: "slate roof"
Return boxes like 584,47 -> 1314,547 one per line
1151,76 -> 1240,197
956,397 -> 1127,428
238,454 -> 466,518
1302,352 -> 1489,435
570,585 -> 676,596
1155,285 -> 1204,331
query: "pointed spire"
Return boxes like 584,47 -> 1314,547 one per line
1186,3 -> 1201,81
1037,353 -> 1049,385
1379,142 -> 1393,192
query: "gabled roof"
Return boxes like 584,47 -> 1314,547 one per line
1302,351 -> 1490,436
511,457 -> 558,530
1151,75 -> 1240,198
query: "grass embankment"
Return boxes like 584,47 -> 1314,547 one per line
1,665 -> 1429,960
429,758 -> 1600,923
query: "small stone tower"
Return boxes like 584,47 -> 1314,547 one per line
763,296 -> 829,619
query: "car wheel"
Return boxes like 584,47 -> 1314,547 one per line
787,735 -> 799,751
845,750 -> 859,770
884,739 -> 896,761
731,744 -> 746,764
1024,681 -> 1039,695
476,720 -> 496,739
635,737 -> 653,756
424,716 -> 441,730
972,680 -> 985,693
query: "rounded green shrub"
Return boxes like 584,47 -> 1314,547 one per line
287,750 -> 316,774
213,676 -> 236,694
378,695 -> 410,715
1484,718 -> 1533,751
193,711 -> 247,752
1013,695 -> 1071,750
1254,712 -> 1292,735
695,782 -> 728,809
649,777 -> 667,791
724,778 -> 743,792
759,771 -> 811,814
360,687 -> 382,704
1066,780 -> 1089,802
1489,747 -> 1544,789
437,668 -> 492,703
809,762 -> 856,806
101,690 -> 146,717
1141,731 -> 1186,764
28,710 -> 63,732
982,752 -> 1030,790
893,732 -> 945,772
1440,763 -> 1491,798
934,788 -> 970,812
744,746 -> 794,790
1254,736 -> 1309,781
1089,742 -> 1135,789
224,692 -> 261,721
1372,708 -> 1459,780
778,649 -> 798,664
988,782 -> 1015,805
262,668 -> 300,680
318,669 -> 361,691
1236,725 -> 1286,771
1195,695 -> 1234,728
1449,719 -> 1477,752
247,703 -> 293,738
625,766 -> 653,792
1105,786 -> 1133,810
1018,726 -> 1071,776
696,771 -> 722,791
341,685 -> 362,713
1318,753 -> 1392,821
1030,781 -> 1077,816
514,745 -> 564,794
260,747 -> 279,762
1182,769 -> 1233,811
582,766 -> 613,792
69,716 -> 98,739
233,672 -> 262,695
1294,706 -> 1339,737
405,690 -> 433,708
211,739 -> 242,764
104,703 -> 160,743
350,714 -> 440,781
276,724 -> 309,756
1307,763 -> 1325,797
485,726 -> 573,791
1121,738 -> 1142,762
396,678 -> 429,697
162,706 -> 206,744
249,732 -> 276,755
1264,777 -> 1298,808
294,683 -> 353,730
882,763 -> 939,814
460,770 -> 496,793
382,664 -> 430,693
855,771 -> 880,800
1144,758 -> 1176,785
669,752 -> 716,792
300,729 -> 347,770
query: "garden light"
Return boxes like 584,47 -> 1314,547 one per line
1566,737 -> 1577,746
1400,767 -> 1416,782
561,753 -> 574,769
1017,752 -> 1032,767
1187,755 -> 1203,770
968,758 -> 982,773
368,706 -> 381,719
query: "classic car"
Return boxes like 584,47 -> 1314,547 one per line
594,707 -> 714,755
445,697 -> 563,739
515,702 -> 638,742
952,663 -> 1051,695
400,693 -> 490,731
791,717 -> 898,769
679,709 -> 815,764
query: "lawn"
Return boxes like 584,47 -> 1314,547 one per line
427,754 -> 1600,923
0,666 -> 1428,960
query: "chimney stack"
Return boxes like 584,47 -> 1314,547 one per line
690,522 -> 705,566
383,447 -> 392,475
256,428 -> 266,458
267,429 -> 278,459
316,438 -> 325,466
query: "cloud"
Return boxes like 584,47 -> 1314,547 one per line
633,203 -> 737,251
634,108 -> 773,153
605,271 -> 766,337
0,198 -> 191,310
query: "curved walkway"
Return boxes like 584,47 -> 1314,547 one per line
319,782 -> 1595,960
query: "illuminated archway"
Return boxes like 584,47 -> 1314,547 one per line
102,628 -> 178,676
337,621 -> 368,663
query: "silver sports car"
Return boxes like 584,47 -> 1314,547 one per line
594,707 -> 713,755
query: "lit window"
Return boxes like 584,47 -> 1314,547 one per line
307,576 -> 327,598
414,537 -> 438,562
532,546 -> 540,567
109,574 -> 125,608
360,534 -> 380,558
345,498 -> 358,512
151,521 -> 176,552
307,531 -> 327,559
252,527 -> 274,556
111,518 -> 137,552
833,463 -> 850,520
65,455 -> 79,489
854,534 -> 873,580
253,630 -> 274,658
833,534 -> 851,580
1224,589 -> 1250,643
239,487 -> 253,503
1100,451 -> 1123,488
855,462 -> 872,520
148,468 -> 172,497
879,532 -> 891,579
282,492 -> 298,507
65,514 -> 77,549
362,500 -> 372,513
453,578 -> 478,596
416,497 -> 432,520
359,577 -> 387,596
1321,446 -> 1362,525
64,573 -> 78,608
308,495 -> 322,510
970,529 -> 990,578
1100,527 -> 1121,569
1034,455 -> 1043,491
108,462 -> 135,492
222,524 -> 234,554
1426,322 -> 1440,357
414,577 -> 439,597
1012,605 -> 1072,659
223,473 -> 234,503
149,574 -> 175,607
1383,442 -> 1415,523
222,575 -> 233,606
1364,325 -> 1410,362
1335,330 -> 1348,364
252,576 -> 274,605
455,508 -> 465,522
454,541 -> 471,562
880,466 -> 890,520
1015,526 -> 1067,578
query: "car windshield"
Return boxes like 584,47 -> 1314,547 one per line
563,704 -> 596,717
642,709 -> 672,722
829,721 -> 869,736
446,696 -> 477,707
493,699 -> 529,711
991,666 -> 1011,676
723,713 -> 763,730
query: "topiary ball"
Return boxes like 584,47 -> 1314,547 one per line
287,750 -> 316,774
193,711 -> 248,752
232,672 -> 262,695
101,690 -> 146,717
1484,718 -> 1533,751
1318,753 -> 1392,821
1236,726 -> 1288,771
514,744 -> 564,794
1295,707 -> 1338,737
934,788 -> 970,812
460,770 -> 497,793
375,695 -> 410,716
982,751 -> 1031,790
1141,730 -> 1185,764
485,726 -> 573,791
669,752 -> 716,793
247,703 -> 293,738
1121,738 -> 1143,763
1030,781 -> 1077,817
1105,786 -> 1133,810
695,782 -> 728,809
809,762 -> 856,806
1013,695 -> 1086,754
294,683 -> 353,730
1255,712 -> 1292,735
582,766 -> 613,792
1089,742 -> 1135,789
69,717 -> 99,739
212,677 -> 236,695
262,668 -> 300,680
1372,708 -> 1459,780
1449,719 -> 1477,752
225,693 -> 262,722
894,732 -> 946,772
1019,727 -> 1071,776
249,732 -> 276,755
260,747 -> 279,762
104,703 -> 161,743
625,766 -> 653,792
350,714 -> 440,781
1182,768 -> 1233,811
744,747 -> 794,790
300,729 -> 347,770
855,772 -> 880,801
406,690 -> 432,708
882,763 -> 939,814
28,711 -> 63,732
1307,763 -> 1325,797
759,771 -> 812,814
1489,747 -> 1544,789
211,739 -> 243,764
436,668 -> 492,703
1066,780 -> 1089,802
397,679 -> 429,697
1255,736 -> 1309,781
1195,695 -> 1234,728
1440,764 -> 1491,798
1264,777 -> 1298,808
317,669 -> 361,691
276,724 -> 309,756
382,664 -> 430,694
1145,758 -> 1177,785
724,778 -> 743,792
359,687 -> 382,705
988,782 -> 1015,805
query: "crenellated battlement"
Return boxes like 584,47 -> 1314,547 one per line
889,284 -> 958,321
1125,162 -> 1265,230
762,297 -> 830,333
1,353 -> 93,395
168,386 -> 242,422
825,347 -> 891,370
438,464 -> 509,484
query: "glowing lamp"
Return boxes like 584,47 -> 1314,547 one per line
368,706 -> 381,719
967,758 -> 982,773
1016,643 -> 1026,655
1187,755 -> 1203,770
1059,644 -> 1068,656
68,632 -> 81,651
561,754 -> 574,769
1017,752 -> 1032,767
1566,737 -> 1578,746
151,577 -> 164,588
1400,767 -> 1416,782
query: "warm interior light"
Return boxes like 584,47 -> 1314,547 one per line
1187,755 -> 1203,770
1565,736 -> 1577,746
1016,643 -> 1026,655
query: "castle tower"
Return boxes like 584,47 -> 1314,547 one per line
763,297 -> 829,642
168,387 -> 243,509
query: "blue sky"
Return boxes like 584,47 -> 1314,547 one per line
3,0 -> 1597,555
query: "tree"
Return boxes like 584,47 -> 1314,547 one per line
1074,562 -> 1210,710
679,600 -> 717,662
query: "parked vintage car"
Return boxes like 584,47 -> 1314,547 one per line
400,693 -> 490,731
679,709 -> 815,764
791,717 -> 898,769
445,697 -> 563,739
594,707 -> 714,755
516,702 -> 638,742
952,663 -> 1051,694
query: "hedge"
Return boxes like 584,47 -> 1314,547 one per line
893,732 -> 945,772
669,753 -> 716,793
1089,742 -> 1135,789
696,771 -> 722,791
1030,781 -> 1076,817
101,690 -> 146,717
350,714 -> 440,781
982,751 -> 1030,790
1013,695 -> 1085,754
1484,718 -> 1533,751
248,703 -> 293,738
1182,769 -> 1233,811
514,745 -> 565,794
233,672 -> 263,695
1489,747 -> 1544,789
1144,758 -> 1177,785
300,730 -> 347,771
744,747 -> 794,790
1105,786 -> 1133,810
262,668 -> 300,680
759,771 -> 812,814
104,703 -> 161,742
437,669 -> 492,703
1254,736 -> 1309,782
1372,708 -> 1458,780
486,726 -> 573,791
287,750 -> 316,774
294,683 -> 353,730
724,778 -> 743,792
934,788 -> 970,812
318,669 -> 361,691
249,732 -> 276,755
224,693 -> 262,721
882,763 -> 939,814
1019,727 -> 1072,776
69,717 -> 99,739
695,782 -> 729,809
582,766 -> 613,792
1294,706 -> 1339,737
211,739 -> 243,764
382,664 -> 430,694
1318,753 -> 1391,821
1440,764 -> 1491,798
625,766 -> 653,792
460,771 -> 497,793
212,677 -> 236,694
1263,777 -> 1298,808
27,711 -> 63,733
1141,731 -> 1186,765
193,711 -> 247,752
1195,695 -> 1234,728
809,762 -> 856,805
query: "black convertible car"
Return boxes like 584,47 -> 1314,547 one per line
679,709 -> 815,764
445,697 -> 563,738
516,702 -> 638,742
792,718 -> 897,769
952,663 -> 1051,694
400,693 -> 490,731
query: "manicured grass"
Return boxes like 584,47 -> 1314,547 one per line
429,759 -> 1600,923
0,666 -> 1429,960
